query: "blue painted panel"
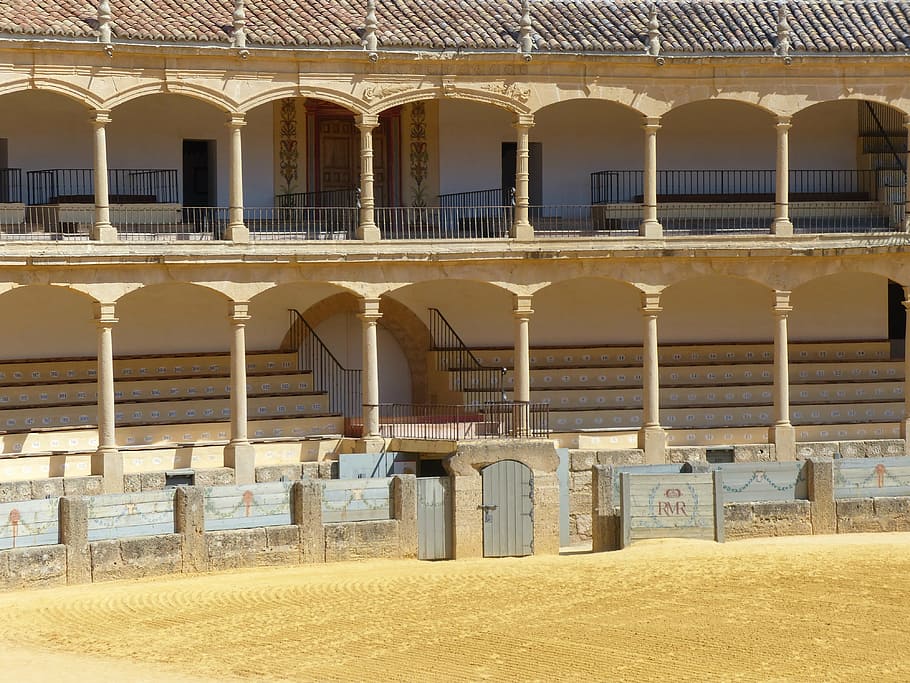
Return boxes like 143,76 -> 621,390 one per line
338,452 -> 414,478
714,461 -> 807,503
86,490 -> 176,542
0,498 -> 59,550
834,456 -> 910,499
321,478 -> 391,523
203,481 -> 292,531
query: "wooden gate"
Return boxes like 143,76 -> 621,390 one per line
417,477 -> 452,560
481,460 -> 534,557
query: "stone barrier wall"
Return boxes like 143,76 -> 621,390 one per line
0,474 -> 418,591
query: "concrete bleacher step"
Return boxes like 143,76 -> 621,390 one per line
0,372 -> 315,409
0,350 -> 299,386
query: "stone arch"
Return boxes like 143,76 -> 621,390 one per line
104,82 -> 237,113
241,86 -> 366,116
663,94 -> 782,119
0,77 -> 102,110
533,96 -> 646,118
367,88 -> 525,116
790,271 -> 892,343
792,95 -> 910,119
0,284 -> 98,359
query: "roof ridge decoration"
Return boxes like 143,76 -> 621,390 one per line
519,0 -> 534,60
646,4 -> 664,64
233,0 -> 250,59
97,0 -> 113,57
364,0 -> 379,61
776,0 -> 792,63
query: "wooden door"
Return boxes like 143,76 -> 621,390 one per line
481,460 -> 534,557
318,119 -> 357,192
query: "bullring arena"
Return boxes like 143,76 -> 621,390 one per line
1,534 -> 909,682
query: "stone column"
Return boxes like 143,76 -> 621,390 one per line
904,116 -> 910,232
511,114 -> 535,240
59,496 -> 90,584
92,302 -> 122,493
772,115 -> 794,236
772,290 -> 796,460
359,297 -> 383,450
356,114 -> 381,242
91,110 -> 117,242
513,294 -> 534,436
902,289 -> 910,452
224,301 -> 255,483
639,292 -> 666,463
225,113 -> 249,243
640,116 -> 663,238
391,474 -> 418,558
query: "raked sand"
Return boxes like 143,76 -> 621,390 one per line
2,533 -> 910,682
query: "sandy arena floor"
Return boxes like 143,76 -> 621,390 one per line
2,533 -> 910,682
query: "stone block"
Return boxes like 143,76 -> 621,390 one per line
0,481 -> 33,503
317,461 -> 337,479
873,497 -> 910,532
59,496 -> 90,585
836,498 -> 879,534
138,471 -> 166,490
797,442 -> 839,460
806,458 -> 836,535
596,449 -> 644,466
667,446 -> 705,463
724,503 -> 753,523
591,465 -> 618,552
123,474 -> 143,493
63,476 -> 103,497
291,479 -> 325,563
573,513 -> 592,541
31,478 -> 64,500
324,520 -> 400,562
4,545 -> 66,588
195,468 -> 234,487
569,491 -> 592,515
839,440 -> 906,460
392,475 -> 418,559
224,442 -> 256,484
300,462 -> 322,479
256,465 -> 302,483
266,525 -> 302,551
90,535 -> 184,582
570,470 -> 592,493
175,487 -> 206,573
569,450 -> 596,472
205,528 -> 269,570
733,444 -> 775,462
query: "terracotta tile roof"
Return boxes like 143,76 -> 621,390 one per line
2,1 -> 909,54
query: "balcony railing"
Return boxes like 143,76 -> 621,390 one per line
26,169 -> 179,205
590,169 -> 881,204
276,188 -> 359,208
439,187 -> 514,209
347,402 -> 549,440
116,207 -> 226,241
0,205 -> 92,240
531,204 -> 641,238
376,205 -> 512,239
248,207 -> 357,240
0,168 -> 22,203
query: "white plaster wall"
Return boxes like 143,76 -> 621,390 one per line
660,277 -> 773,343
790,272 -> 887,341
0,91 -> 93,177
0,286 -> 95,359
534,101 -> 642,205
247,283 -> 351,351
314,312 -> 411,403
791,101 -> 859,169
532,278 -> 642,346
115,284 -> 230,355
388,280 -> 513,347
109,95 -> 273,207
438,100 -> 513,194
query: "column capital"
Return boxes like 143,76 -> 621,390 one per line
93,302 -> 118,325
91,109 -> 112,126
773,289 -> 793,315
641,291 -> 662,314
355,113 -> 380,130
512,293 -> 534,316
226,112 -> 246,128
359,296 -> 382,321
775,114 -> 792,129
229,300 -> 251,322
643,115 -> 662,130
513,113 -> 535,129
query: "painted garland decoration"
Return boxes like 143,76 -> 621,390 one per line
409,102 -> 428,207
279,98 -> 299,194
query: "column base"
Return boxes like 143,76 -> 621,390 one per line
224,223 -> 250,243
357,223 -> 381,242
639,220 -> 663,238
91,222 -> 118,243
510,221 -> 535,241
224,441 -> 256,484
771,217 -> 794,236
91,447 -> 123,493
356,436 -> 386,453
771,423 -> 796,461
638,425 -> 667,464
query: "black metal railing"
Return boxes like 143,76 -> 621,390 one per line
428,308 -> 503,406
288,309 -> 361,421
591,169 -> 880,204
26,169 -> 178,205
0,168 -> 22,203
349,402 -> 549,440
376,205 -> 512,239
438,187 -> 514,209
276,188 -> 360,208
247,206 -> 358,240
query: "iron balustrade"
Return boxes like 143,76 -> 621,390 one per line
349,402 -> 549,440
26,169 -> 178,205
591,169 -> 881,204
0,205 -> 92,240
275,188 -> 360,208
428,307 -> 503,406
116,206 -> 226,241
247,206 -> 357,240
531,204 -> 641,238
860,101 -> 908,174
0,168 -> 22,203
438,187 -> 514,209
288,309 -> 361,425
376,205 -> 512,239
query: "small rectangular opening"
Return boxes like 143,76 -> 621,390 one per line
165,468 -> 196,488
706,447 -> 735,464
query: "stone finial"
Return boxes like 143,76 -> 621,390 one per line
518,0 -> 534,60
364,0 -> 379,60
97,0 -> 113,56
647,4 -> 661,57
233,0 -> 249,58
776,1 -> 791,62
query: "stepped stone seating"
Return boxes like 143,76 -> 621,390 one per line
447,341 -> 904,446
0,351 -> 341,456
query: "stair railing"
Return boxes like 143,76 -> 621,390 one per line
428,308 -> 504,406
